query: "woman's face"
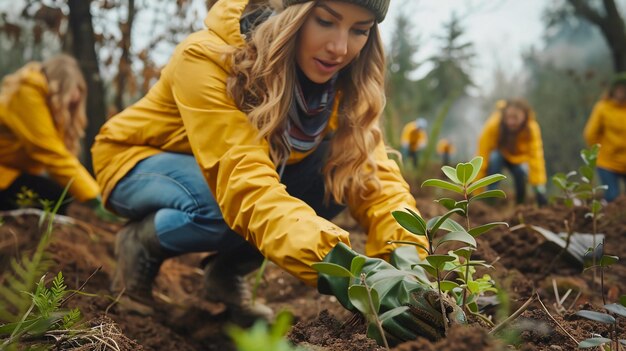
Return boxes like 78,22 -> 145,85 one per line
69,85 -> 82,105
296,1 -> 375,83
502,106 -> 527,132
612,84 -> 626,103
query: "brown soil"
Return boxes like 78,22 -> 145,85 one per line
1,195 -> 625,350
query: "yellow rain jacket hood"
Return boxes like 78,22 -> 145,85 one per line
584,99 -> 626,173
0,67 -> 100,201
477,108 -> 547,185
92,0 -> 425,286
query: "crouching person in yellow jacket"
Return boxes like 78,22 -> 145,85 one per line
0,54 -> 111,217
436,138 -> 456,166
477,99 -> 547,206
91,0 -> 464,344
400,117 -> 428,169
584,73 -> 626,202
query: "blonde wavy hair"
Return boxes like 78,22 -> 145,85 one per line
227,1 -> 386,204
0,54 -> 87,155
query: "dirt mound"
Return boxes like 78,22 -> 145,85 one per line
1,196 -> 625,350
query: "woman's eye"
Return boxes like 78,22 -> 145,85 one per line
316,17 -> 333,27
352,28 -> 369,36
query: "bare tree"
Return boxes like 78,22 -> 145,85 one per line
566,0 -> 626,72
66,0 -> 107,172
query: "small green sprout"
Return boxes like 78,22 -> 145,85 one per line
227,310 -> 304,351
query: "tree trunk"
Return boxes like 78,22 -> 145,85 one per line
66,0 -> 106,174
115,0 -> 135,111
567,0 -> 626,72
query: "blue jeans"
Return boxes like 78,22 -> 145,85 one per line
107,141 -> 345,255
487,151 -> 527,204
597,167 -> 626,202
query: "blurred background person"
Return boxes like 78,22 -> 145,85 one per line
477,99 -> 547,206
436,137 -> 456,166
0,54 -> 112,218
584,73 -> 626,202
400,117 -> 428,169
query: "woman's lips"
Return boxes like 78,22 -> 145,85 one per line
315,58 -> 340,74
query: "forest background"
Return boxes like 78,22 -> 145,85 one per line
0,0 -> 623,195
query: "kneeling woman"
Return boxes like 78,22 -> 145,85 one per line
92,0 -> 462,343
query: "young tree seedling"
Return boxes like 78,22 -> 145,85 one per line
421,156 -> 508,313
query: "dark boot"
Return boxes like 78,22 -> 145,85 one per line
203,243 -> 273,326
111,213 -> 170,314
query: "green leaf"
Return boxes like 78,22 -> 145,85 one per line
620,295 -> 626,307
349,285 -> 379,316
453,248 -> 472,260
576,310 -> 615,324
434,231 -> 477,250
417,262 -> 437,276
350,256 -> 366,277
368,269 -> 411,287
456,162 -> 474,185
467,174 -> 506,194
578,337 -> 612,348
552,173 -> 568,190
579,165 -> 594,183
438,218 -> 466,232
422,179 -> 464,194
436,198 -> 458,211
604,303 -> 626,318
427,208 -> 464,235
311,262 -> 352,278
366,323 -> 384,347
600,255 -> 619,267
469,190 -> 506,202
379,306 -> 409,322
591,200 -> 602,215
271,310 -> 294,338
392,211 -> 426,236
441,166 -> 460,184
386,240 -> 430,254
425,255 -> 456,270
468,222 -> 509,237
439,280 -> 460,292
468,157 -> 483,184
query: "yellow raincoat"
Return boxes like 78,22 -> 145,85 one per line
92,0 -> 426,286
400,121 -> 428,152
0,67 -> 100,201
584,99 -> 626,173
476,110 -> 547,186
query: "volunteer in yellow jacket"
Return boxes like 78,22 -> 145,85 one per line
477,99 -> 547,206
584,73 -> 626,202
436,138 -> 456,166
400,117 -> 428,169
92,0 -> 463,343
0,54 -> 110,217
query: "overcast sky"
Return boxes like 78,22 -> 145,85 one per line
378,0 -> 547,94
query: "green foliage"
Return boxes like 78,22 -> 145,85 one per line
15,187 -> 40,209
227,310 -> 303,351
312,258 -> 403,349
394,156 -> 506,316
0,181 -> 84,349
575,290 -> 626,349
0,272 -> 83,348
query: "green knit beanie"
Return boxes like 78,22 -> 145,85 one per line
610,72 -> 626,88
283,0 -> 390,22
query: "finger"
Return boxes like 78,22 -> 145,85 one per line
393,309 -> 443,340
381,317 -> 419,342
